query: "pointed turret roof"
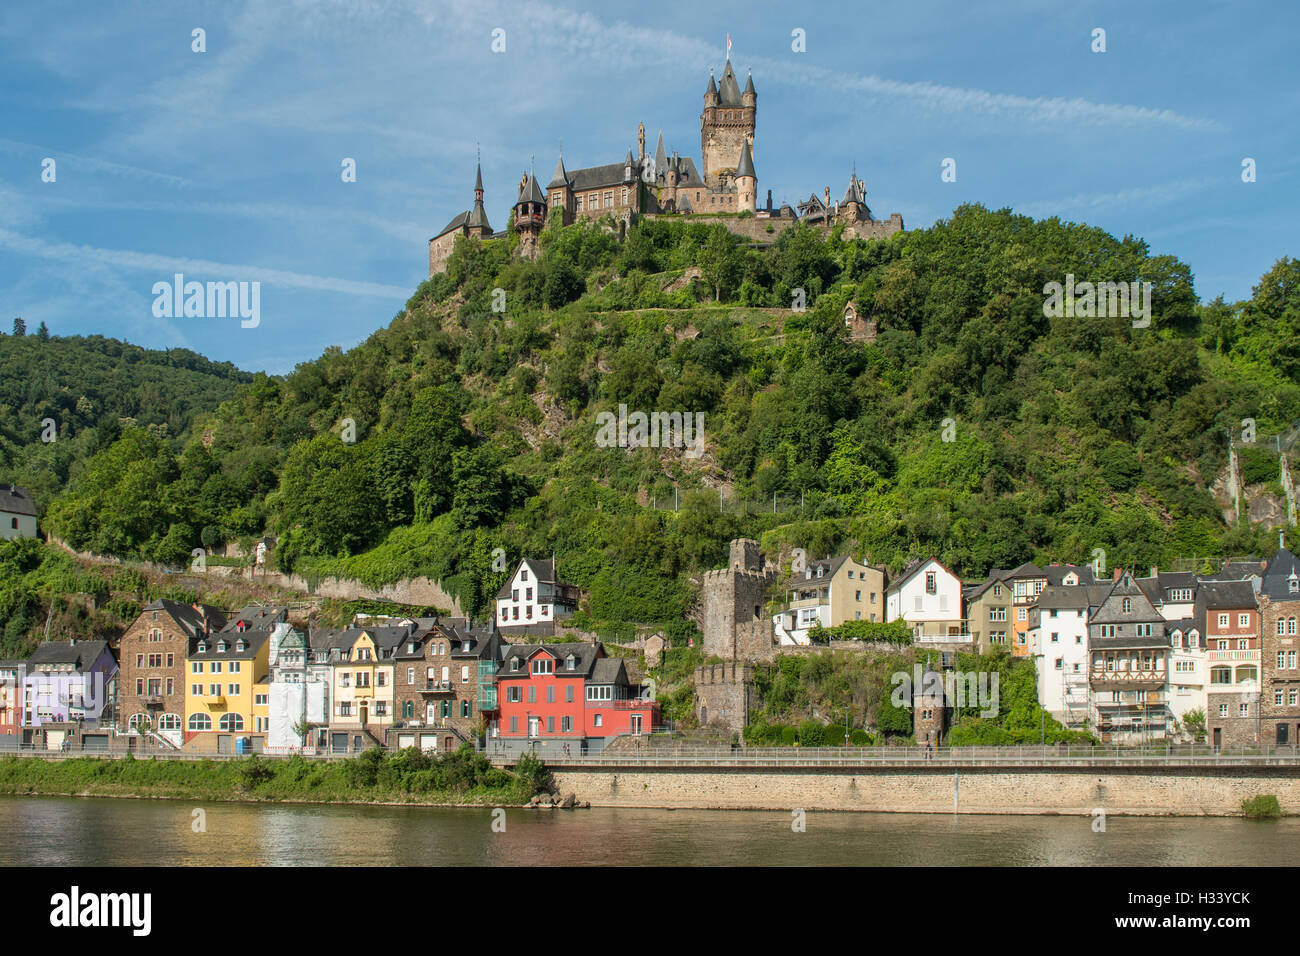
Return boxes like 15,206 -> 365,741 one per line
475,161 -> 483,193
718,59 -> 743,106
547,154 -> 569,190
517,172 -> 546,205
841,173 -> 865,206
467,195 -> 491,231
735,141 -> 756,180
654,131 -> 666,175
743,70 -> 755,96
706,71 -> 718,96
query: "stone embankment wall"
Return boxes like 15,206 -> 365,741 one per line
46,537 -> 464,615
550,766 -> 1300,816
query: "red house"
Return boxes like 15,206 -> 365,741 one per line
493,643 -> 657,755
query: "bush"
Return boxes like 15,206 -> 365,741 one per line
849,729 -> 871,746
1241,794 -> 1282,819
797,719 -> 825,747
236,757 -> 274,790
514,751 -> 554,795
779,726 -> 797,746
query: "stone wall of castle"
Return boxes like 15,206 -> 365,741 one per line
694,662 -> 754,736
700,539 -> 778,661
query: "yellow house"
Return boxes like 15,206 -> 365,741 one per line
329,627 -> 404,747
773,555 -> 887,645
184,627 -> 271,752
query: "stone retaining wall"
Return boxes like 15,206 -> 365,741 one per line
550,766 -> 1300,816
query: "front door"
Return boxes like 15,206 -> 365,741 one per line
1213,728 -> 1222,749
1279,723 -> 1290,746
426,702 -> 436,723
630,714 -> 643,735
359,701 -> 368,725
527,716 -> 540,737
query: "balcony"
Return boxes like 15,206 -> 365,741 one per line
142,694 -> 165,708
917,633 -> 974,644
1207,650 -> 1259,664
421,680 -> 454,694
204,695 -> 226,708
1090,670 -> 1165,690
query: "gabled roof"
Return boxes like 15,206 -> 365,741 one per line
1043,564 -> 1095,586
1028,584 -> 1091,611
28,640 -> 111,670
0,485 -> 36,517
887,556 -> 961,594
1090,573 -> 1164,625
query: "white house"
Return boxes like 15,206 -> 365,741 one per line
0,485 -> 37,541
885,557 -> 965,643
495,558 -> 579,630
266,622 -> 330,752
1028,585 -> 1108,726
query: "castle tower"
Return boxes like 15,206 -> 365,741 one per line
913,663 -> 949,747
546,153 -> 572,226
700,58 -> 755,189
513,169 -> 548,260
735,141 -> 757,213
638,122 -> 646,162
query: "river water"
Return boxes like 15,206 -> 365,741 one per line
0,796 -> 1295,865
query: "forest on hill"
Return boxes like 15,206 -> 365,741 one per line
9,204 -> 1300,642
0,327 -> 254,513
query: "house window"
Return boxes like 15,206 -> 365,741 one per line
925,572 -> 936,594
1219,704 -> 1228,717
594,713 -> 602,728
510,716 -> 518,733
1240,703 -> 1250,717
219,713 -> 244,731
531,659 -> 553,675
562,716 -> 572,732
135,678 -> 144,695
1122,598 -> 1132,613
566,685 -> 574,702
408,667 -> 415,684
209,684 -> 220,696
227,683 -> 239,696
1291,689 -> 1299,706
191,684 -> 202,696
547,686 -> 554,703
188,713 -> 211,731
508,686 -> 521,703
229,661 -> 241,673
1218,614 -> 1229,628
1051,633 -> 1059,643
191,662 -> 202,673
1239,614 -> 1250,628
528,687 -> 536,703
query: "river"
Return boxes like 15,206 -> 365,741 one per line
0,795 -> 1295,865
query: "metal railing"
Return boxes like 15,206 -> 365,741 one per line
484,742 -> 1300,768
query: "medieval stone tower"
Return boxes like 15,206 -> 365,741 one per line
700,538 -> 778,661
913,664 -> 949,747
513,169 -> 547,260
700,59 -> 755,189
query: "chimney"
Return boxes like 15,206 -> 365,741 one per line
1149,565 -> 1158,578
823,186 -> 830,207
1113,567 -> 1122,582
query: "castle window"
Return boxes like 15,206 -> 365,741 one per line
621,187 -> 628,205
576,196 -> 583,210
604,192 -> 613,208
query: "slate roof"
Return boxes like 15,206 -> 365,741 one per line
1043,564 -> 1096,586
887,556 -> 960,593
786,555 -> 850,591
841,174 -> 865,206
717,60 -> 743,106
516,172 -> 547,205
1198,580 -> 1257,609
547,154 -> 569,189
191,631 -> 268,661
497,642 -> 602,679
433,209 -> 471,241
736,141 -> 756,180
144,599 -> 226,638
590,657 -> 628,686
1209,558 -> 1266,581
28,640 -> 111,670
1262,547 -> 1300,601
220,606 -> 287,633
0,485 -> 36,517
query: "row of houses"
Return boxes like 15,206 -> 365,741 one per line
0,561 -> 656,756
769,537 -> 1300,745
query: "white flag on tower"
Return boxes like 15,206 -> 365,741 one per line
726,34 -> 732,58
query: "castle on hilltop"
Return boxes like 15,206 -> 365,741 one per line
429,57 -> 904,275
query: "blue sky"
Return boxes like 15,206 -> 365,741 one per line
0,0 -> 1295,374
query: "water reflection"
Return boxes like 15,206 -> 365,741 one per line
0,797 -> 1292,866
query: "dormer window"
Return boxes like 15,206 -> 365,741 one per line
1122,598 -> 1132,613
217,641 -> 227,652
408,643 -> 417,654
816,566 -> 824,578
1289,573 -> 1298,594
236,640 -> 246,652
463,642 -> 470,652
566,654 -> 575,671
511,658 -> 519,671
197,642 -> 206,653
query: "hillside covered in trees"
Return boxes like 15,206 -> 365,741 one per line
22,204 -> 1300,638
0,328 -> 254,515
